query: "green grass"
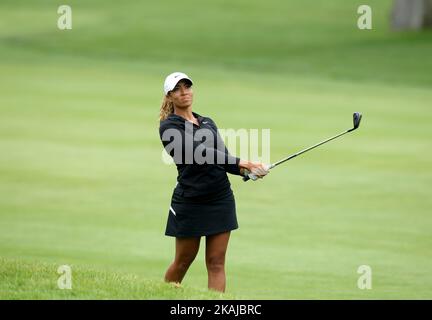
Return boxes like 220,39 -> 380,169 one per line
0,258 -> 234,299
1,0 -> 432,299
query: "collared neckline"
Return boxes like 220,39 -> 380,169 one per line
168,111 -> 204,127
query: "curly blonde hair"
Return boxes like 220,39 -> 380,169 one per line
159,95 -> 174,121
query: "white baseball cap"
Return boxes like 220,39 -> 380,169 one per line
163,72 -> 193,95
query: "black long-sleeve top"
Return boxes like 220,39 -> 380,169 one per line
159,112 -> 241,198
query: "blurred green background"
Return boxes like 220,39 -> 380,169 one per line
0,0 -> 431,299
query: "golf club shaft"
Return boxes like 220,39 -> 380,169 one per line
243,128 -> 351,182
243,112 -> 362,181
271,128 -> 351,168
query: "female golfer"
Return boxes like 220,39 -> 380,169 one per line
159,72 -> 269,292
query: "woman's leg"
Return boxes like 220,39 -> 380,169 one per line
205,231 -> 231,292
164,236 -> 201,284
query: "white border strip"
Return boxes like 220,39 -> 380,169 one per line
169,206 -> 177,216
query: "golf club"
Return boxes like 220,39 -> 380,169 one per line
243,112 -> 362,181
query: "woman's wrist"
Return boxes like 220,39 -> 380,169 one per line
239,160 -> 251,171
238,159 -> 247,168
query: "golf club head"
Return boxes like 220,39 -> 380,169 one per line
352,112 -> 362,130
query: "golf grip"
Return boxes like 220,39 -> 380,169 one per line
243,164 -> 273,182
242,169 -> 257,182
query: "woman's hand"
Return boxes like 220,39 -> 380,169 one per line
239,160 -> 270,179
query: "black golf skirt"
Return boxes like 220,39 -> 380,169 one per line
165,188 -> 238,238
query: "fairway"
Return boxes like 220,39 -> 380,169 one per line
1,0 -> 432,299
